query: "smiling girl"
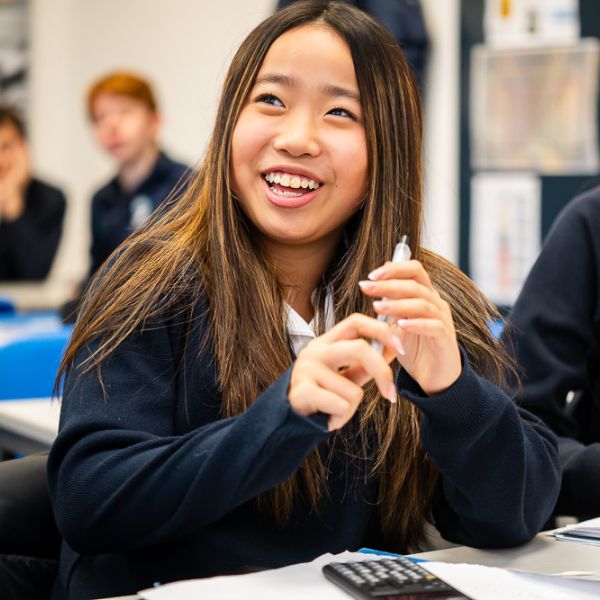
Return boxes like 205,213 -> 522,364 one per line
48,2 -> 560,598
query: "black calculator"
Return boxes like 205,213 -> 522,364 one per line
322,557 -> 471,599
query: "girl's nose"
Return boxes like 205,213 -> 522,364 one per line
273,114 -> 320,158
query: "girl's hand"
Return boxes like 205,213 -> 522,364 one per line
359,260 -> 461,395
289,313 -> 404,431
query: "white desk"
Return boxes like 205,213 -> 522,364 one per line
0,397 -> 59,455
100,523 -> 600,600
412,522 -> 600,574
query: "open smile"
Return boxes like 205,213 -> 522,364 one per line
262,169 -> 323,208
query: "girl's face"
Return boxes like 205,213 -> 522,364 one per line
231,24 -> 368,255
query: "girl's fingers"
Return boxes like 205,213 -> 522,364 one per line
369,259 -> 434,288
359,278 -> 443,309
289,312 -> 405,428
312,364 -> 365,405
372,298 -> 443,320
319,313 -> 403,360
341,363 -> 397,401
316,339 -> 396,402
288,383 -> 352,427
394,318 -> 446,338
320,312 -> 404,355
328,413 -> 351,431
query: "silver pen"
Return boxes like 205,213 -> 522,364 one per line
371,235 -> 411,353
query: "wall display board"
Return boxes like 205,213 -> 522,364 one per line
470,172 -> 541,306
484,0 -> 580,48
459,0 -> 600,308
0,0 -> 27,111
471,41 -> 599,174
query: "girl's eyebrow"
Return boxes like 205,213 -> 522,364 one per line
322,83 -> 361,103
255,73 -> 361,103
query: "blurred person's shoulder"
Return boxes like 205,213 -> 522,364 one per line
26,177 -> 66,215
157,151 -> 190,182
564,185 -> 600,218
90,174 -> 120,207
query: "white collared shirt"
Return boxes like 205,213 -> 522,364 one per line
286,292 -> 335,357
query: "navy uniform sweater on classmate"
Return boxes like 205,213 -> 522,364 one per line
48,297 -> 560,599
0,178 -> 66,281
89,151 -> 188,276
504,187 -> 600,518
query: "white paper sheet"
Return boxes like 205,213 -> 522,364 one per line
553,517 -> 600,548
424,562 -> 600,599
138,550 -> 600,600
138,552 -> 371,600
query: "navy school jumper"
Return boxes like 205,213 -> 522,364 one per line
504,187 -> 600,518
48,296 -> 560,599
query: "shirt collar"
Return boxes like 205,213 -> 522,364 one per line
286,290 -> 335,357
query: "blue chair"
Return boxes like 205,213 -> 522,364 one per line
0,325 -> 73,400
488,318 -> 505,341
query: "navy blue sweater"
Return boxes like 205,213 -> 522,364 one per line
0,178 -> 66,281
48,300 -> 559,599
90,151 -> 188,276
504,187 -> 600,518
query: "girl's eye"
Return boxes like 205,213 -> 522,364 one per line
256,94 -> 284,108
328,107 -> 357,120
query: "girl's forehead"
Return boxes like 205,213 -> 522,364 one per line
255,25 -> 359,97
260,25 -> 353,71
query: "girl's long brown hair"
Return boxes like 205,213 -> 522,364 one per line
58,1 -> 513,552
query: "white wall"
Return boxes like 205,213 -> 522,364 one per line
421,0 -> 460,263
27,0 -> 275,284
27,0 -> 460,286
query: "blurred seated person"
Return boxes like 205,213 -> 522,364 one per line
61,72 -> 189,322
502,186 -> 600,519
0,106 -> 66,281
86,71 -> 189,276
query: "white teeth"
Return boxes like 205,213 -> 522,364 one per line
264,171 -> 320,190
272,187 -> 303,198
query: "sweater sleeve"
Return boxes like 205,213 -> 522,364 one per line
398,352 -> 560,549
47,322 -> 329,555
557,438 -> 600,517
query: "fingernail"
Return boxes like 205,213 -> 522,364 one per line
358,280 -> 375,291
395,318 -> 409,328
368,267 -> 386,281
391,335 -> 405,356
385,382 -> 397,404
373,300 -> 389,311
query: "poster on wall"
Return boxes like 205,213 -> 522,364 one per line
484,0 -> 580,47
0,0 -> 27,112
470,172 -> 541,307
471,39 -> 600,174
